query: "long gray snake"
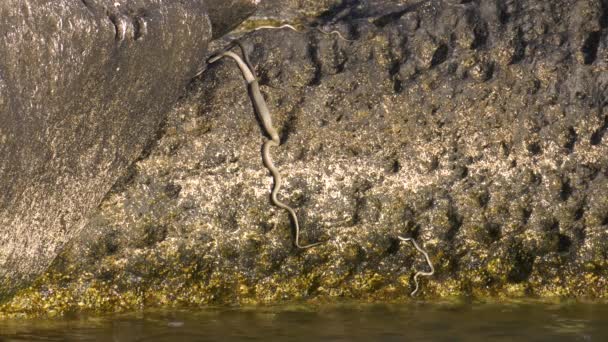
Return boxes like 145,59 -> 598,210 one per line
208,40 -> 434,293
209,43 -> 322,249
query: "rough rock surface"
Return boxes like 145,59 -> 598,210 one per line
206,0 -> 259,38
253,0 -> 341,22
3,0 -> 608,315
0,0 -> 256,302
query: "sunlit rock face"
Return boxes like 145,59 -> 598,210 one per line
206,0 -> 259,38
252,0 -> 342,22
2,0 -> 608,315
0,0 -> 257,301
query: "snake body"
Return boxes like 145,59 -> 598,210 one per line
263,140 -> 323,249
209,50 -> 279,143
208,40 -> 433,291
253,24 -> 354,42
208,45 -> 321,249
398,236 -> 435,296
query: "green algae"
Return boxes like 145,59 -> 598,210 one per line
2,231 -> 608,319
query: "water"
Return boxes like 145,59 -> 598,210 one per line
1,302 -> 606,341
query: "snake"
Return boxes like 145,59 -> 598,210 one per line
208,41 -> 433,291
398,236 -> 435,296
253,24 -> 355,42
194,23 -> 353,78
208,43 -> 323,249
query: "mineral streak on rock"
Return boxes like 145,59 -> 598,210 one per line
2,0 -> 608,316
0,0 -> 257,302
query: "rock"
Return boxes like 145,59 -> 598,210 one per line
253,0 -> 341,22
250,0 -> 422,31
2,0 -> 608,314
206,0 -> 260,38
0,0 -> 255,302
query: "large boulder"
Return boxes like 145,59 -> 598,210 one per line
0,0 -> 257,301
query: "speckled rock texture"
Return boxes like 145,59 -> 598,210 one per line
206,0 -> 259,38
252,0 -> 341,22
3,0 -> 608,316
0,0 -> 257,302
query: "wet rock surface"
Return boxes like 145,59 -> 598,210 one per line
3,0 -> 608,315
0,0 -> 255,302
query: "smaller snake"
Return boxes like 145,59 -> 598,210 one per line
208,44 -> 322,249
253,24 -> 355,42
398,236 -> 435,296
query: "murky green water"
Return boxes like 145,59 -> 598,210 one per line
1,302 -> 607,341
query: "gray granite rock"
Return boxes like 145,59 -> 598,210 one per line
0,0 -> 256,302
